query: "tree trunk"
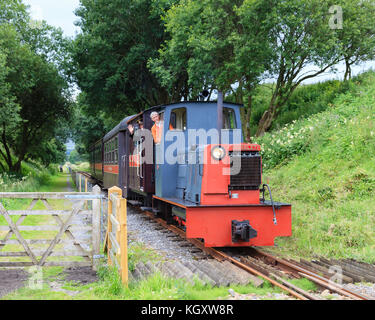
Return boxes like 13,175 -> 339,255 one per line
344,58 -> 352,81
13,159 -> 23,173
256,103 -> 277,137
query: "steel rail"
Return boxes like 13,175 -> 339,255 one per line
142,208 -> 372,300
252,248 -> 372,300
139,209 -> 311,300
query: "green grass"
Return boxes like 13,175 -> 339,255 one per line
287,278 -> 317,292
128,242 -> 163,272
255,71 -> 375,263
4,265 -> 282,300
68,162 -> 90,173
42,265 -> 283,301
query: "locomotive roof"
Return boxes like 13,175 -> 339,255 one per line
103,101 -> 243,141
143,100 -> 243,113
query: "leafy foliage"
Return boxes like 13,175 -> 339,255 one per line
335,0 -> 375,80
148,0 -> 375,137
0,0 -> 73,172
254,72 -> 375,169
72,0 -> 183,121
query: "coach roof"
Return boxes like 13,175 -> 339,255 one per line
103,114 -> 136,142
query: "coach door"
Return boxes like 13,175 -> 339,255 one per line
128,127 -> 143,192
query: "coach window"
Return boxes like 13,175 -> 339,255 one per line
111,140 -> 114,164
169,107 -> 187,131
104,144 -> 106,164
113,137 -> 118,164
223,108 -> 237,130
105,145 -> 108,164
103,146 -> 106,164
108,143 -> 111,163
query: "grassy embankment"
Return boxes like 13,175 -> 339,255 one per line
254,71 -> 375,262
68,162 -> 90,173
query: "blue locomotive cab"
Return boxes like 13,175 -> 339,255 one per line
154,102 -> 243,201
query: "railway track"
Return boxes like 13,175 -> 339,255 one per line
77,172 -> 373,300
136,207 -> 373,300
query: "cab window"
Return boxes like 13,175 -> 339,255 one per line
169,107 -> 187,131
223,108 -> 237,129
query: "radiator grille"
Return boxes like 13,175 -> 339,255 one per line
229,152 -> 262,190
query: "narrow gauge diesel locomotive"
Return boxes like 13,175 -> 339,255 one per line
89,101 -> 291,247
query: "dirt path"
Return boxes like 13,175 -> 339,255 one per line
0,269 -> 29,298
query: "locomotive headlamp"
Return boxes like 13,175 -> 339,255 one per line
211,146 -> 226,161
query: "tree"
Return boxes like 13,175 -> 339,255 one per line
150,0 -> 241,98
335,0 -> 375,81
0,50 -> 21,172
0,0 -> 29,33
0,25 -> 72,172
238,0 -> 347,136
25,21 -> 75,85
27,138 -> 67,167
0,1 -> 74,173
72,0 -> 184,121
70,93 -> 113,156
149,0 -> 271,140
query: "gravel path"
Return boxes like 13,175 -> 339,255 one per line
127,206 -> 202,262
343,283 -> 375,299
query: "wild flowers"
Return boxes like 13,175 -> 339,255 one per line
254,96 -> 374,170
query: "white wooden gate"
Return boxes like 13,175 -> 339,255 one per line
0,186 -> 102,269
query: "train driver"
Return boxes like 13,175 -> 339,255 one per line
150,112 -> 174,144
150,112 -> 162,144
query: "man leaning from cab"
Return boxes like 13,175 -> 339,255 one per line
150,111 -> 173,144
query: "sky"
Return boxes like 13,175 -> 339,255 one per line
24,0 -> 81,37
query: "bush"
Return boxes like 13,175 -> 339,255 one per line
253,71 -> 375,170
0,161 -> 59,192
245,71 -> 364,137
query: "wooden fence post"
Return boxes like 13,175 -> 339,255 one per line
119,197 -> 128,285
92,185 -> 101,271
85,178 -> 88,209
107,187 -> 122,267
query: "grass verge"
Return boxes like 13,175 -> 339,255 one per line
256,72 -> 375,262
